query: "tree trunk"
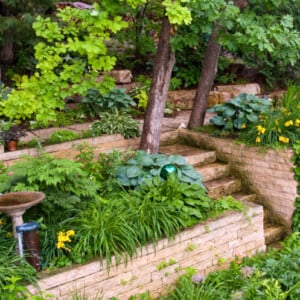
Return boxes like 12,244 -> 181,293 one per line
188,25 -> 221,128
139,16 -> 175,153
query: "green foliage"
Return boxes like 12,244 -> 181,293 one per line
116,150 -> 205,188
238,85 -> 300,148
237,1 -> 300,88
88,110 -> 140,139
72,197 -> 140,269
207,93 -> 272,134
74,143 -> 126,196
161,233 -> 300,300
0,1 -> 54,81
81,88 -> 136,118
0,120 -> 27,143
72,173 -> 239,270
0,223 -> 37,299
0,4 -> 128,125
0,153 -> 100,214
47,129 -> 80,145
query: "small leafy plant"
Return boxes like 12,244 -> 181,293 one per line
207,93 -> 272,134
81,88 -> 136,118
47,129 -> 80,145
116,150 -> 205,188
0,120 -> 27,143
238,85 -> 300,147
87,109 -> 140,139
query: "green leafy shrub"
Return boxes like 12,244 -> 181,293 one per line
72,175 -> 242,269
47,129 -> 80,144
238,86 -> 300,147
1,5 -> 126,125
207,93 -> 272,134
116,150 -> 205,189
81,88 -> 136,118
74,143 -> 128,196
0,153 -> 100,214
88,110 -> 140,139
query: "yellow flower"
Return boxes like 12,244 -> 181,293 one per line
241,124 -> 246,129
0,218 -> 3,225
295,119 -> 300,127
56,229 -> 75,251
279,136 -> 289,144
256,137 -> 261,143
256,125 -> 266,135
66,230 -> 75,236
284,120 -> 293,127
281,107 -> 287,113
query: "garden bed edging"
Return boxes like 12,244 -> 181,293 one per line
27,203 -> 265,299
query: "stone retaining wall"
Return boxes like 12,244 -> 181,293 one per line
0,130 -> 178,167
179,129 -> 297,229
28,203 -> 265,300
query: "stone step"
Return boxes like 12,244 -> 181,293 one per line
205,176 -> 242,199
264,223 -> 286,246
159,144 -> 216,166
231,191 -> 257,203
195,162 -> 230,182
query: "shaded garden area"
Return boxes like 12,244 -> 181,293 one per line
0,0 -> 300,299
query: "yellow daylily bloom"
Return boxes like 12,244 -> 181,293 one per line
279,136 -> 289,143
256,137 -> 261,143
284,120 -> 293,127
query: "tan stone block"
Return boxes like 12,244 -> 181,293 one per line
108,69 -> 132,84
215,83 -> 261,95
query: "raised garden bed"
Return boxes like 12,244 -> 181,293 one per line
27,203 -> 265,299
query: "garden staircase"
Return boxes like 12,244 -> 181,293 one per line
159,143 -> 286,248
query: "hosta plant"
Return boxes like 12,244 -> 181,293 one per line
81,88 -> 136,118
116,150 -> 205,188
238,85 -> 300,148
87,109 -> 140,139
207,93 -> 272,134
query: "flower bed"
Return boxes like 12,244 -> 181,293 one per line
27,203 -> 265,299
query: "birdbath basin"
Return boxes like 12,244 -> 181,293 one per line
0,191 -> 45,238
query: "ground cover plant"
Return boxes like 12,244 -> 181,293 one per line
203,84 -> 300,149
155,233 -> 300,300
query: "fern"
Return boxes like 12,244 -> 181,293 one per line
0,153 -> 100,213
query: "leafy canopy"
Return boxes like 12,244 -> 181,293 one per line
0,4 -> 128,125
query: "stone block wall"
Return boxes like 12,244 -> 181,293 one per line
28,203 -> 265,299
179,130 -> 297,229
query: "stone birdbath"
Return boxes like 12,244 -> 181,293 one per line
0,191 -> 45,238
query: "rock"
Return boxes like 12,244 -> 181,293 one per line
215,83 -> 261,95
108,69 -> 132,84
167,89 -> 195,109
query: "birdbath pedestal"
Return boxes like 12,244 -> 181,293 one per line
0,191 -> 45,238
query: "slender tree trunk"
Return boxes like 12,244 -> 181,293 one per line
188,25 -> 221,128
139,16 -> 175,153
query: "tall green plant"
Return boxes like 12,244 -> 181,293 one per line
207,93 -> 272,134
0,4 -> 128,125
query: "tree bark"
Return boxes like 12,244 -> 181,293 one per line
139,16 -> 175,153
188,25 -> 221,128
